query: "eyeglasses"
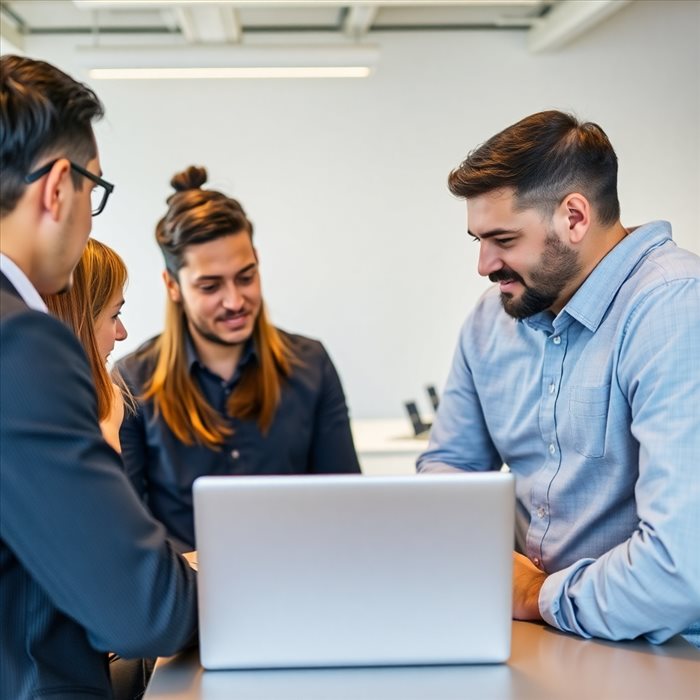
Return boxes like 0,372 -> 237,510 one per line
24,159 -> 115,216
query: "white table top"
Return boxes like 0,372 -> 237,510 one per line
350,418 -> 429,455
144,621 -> 700,700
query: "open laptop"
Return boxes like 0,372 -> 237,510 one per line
193,473 -> 514,670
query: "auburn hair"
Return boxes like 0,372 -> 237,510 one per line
143,165 -> 295,448
43,239 -> 131,421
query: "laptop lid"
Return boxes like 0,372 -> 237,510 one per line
193,473 -> 514,670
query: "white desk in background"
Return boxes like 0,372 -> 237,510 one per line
351,418 -> 428,475
143,621 -> 700,700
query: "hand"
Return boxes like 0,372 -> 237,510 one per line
512,551 -> 547,620
99,383 -> 125,453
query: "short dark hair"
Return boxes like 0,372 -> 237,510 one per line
448,110 -> 620,226
156,165 -> 254,275
0,55 -> 104,216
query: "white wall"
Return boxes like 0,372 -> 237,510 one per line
19,0 -> 700,419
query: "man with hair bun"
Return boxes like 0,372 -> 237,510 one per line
0,55 -> 197,700
418,110 -> 700,647
117,166 -> 360,552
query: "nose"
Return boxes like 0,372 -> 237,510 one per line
116,318 -> 128,342
222,283 -> 244,311
477,241 -> 503,278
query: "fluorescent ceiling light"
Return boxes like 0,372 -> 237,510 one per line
74,1 -> 543,6
89,66 -> 371,79
80,44 -> 378,80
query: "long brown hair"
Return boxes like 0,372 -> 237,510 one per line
143,165 -> 294,448
43,239 -> 130,421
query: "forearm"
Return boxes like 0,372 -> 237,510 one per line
416,461 -> 470,474
539,535 -> 700,642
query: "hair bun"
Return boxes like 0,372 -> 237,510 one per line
170,165 -> 207,192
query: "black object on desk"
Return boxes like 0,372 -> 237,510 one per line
404,401 -> 431,437
426,385 -> 440,412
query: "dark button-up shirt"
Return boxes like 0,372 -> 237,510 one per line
117,329 -> 360,550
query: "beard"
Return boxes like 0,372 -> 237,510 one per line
187,311 -> 254,348
490,232 -> 582,319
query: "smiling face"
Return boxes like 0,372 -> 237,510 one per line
467,188 -> 582,318
166,232 -> 262,351
93,288 -> 127,361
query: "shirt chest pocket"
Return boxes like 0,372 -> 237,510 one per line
568,384 -> 610,459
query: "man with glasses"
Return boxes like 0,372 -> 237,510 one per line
0,55 -> 198,700
24,159 -> 115,216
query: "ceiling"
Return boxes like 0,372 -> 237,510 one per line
1,1 -> 631,54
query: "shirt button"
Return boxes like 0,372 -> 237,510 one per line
533,557 -> 540,567
537,506 -> 547,519
552,335 -> 561,345
231,449 -> 240,460
548,383 -> 555,394
548,443 -> 556,455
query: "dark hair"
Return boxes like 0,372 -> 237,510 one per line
155,165 -> 254,275
448,110 -> 620,226
0,54 -> 104,216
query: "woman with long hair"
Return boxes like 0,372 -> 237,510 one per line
43,238 -> 131,452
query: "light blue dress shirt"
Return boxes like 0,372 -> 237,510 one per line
417,221 -> 700,644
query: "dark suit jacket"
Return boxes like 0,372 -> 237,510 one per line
0,273 -> 198,700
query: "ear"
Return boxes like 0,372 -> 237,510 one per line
40,159 -> 73,222
162,269 -> 182,303
559,193 -> 591,245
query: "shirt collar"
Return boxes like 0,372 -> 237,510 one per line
0,253 -> 48,313
557,220 -> 673,333
184,327 -> 257,377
